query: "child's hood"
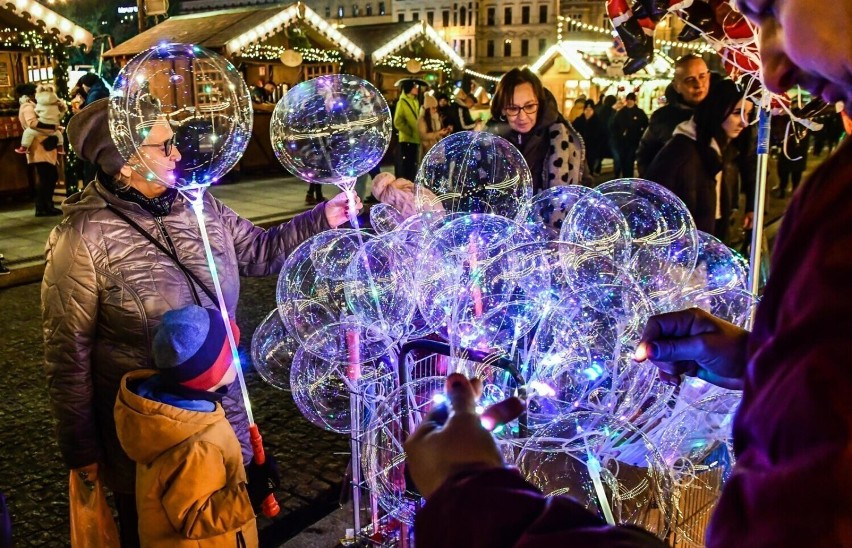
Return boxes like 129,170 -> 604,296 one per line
35,85 -> 61,106
114,370 -> 225,465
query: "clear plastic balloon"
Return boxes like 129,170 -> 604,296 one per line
250,308 -> 298,391
414,214 -> 538,351
682,231 -> 749,295
109,43 -> 252,187
594,179 -> 699,312
415,131 -> 533,219
526,185 -> 593,240
270,74 -> 391,183
277,230 -> 395,364
290,347 -> 396,433
369,202 -> 404,234
516,411 -> 672,536
560,189 -> 633,265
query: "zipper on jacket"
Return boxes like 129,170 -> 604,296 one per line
154,216 -> 202,306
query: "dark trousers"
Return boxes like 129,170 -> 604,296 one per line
114,492 -> 141,548
396,142 -> 419,181
306,183 -> 324,199
33,162 -> 58,214
616,145 -> 637,178
777,165 -> 803,197
714,217 -> 729,244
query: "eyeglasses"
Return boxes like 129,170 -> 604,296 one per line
142,136 -> 175,156
503,102 -> 539,117
679,71 -> 711,88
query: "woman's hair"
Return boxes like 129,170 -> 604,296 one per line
15,82 -> 37,99
693,79 -> 744,150
490,68 -> 546,120
77,73 -> 103,88
603,95 -> 617,108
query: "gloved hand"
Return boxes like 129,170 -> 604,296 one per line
245,455 -> 281,512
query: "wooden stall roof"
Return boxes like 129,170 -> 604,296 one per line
1,0 -> 94,51
336,22 -> 416,56
104,3 -> 364,60
338,21 -> 464,68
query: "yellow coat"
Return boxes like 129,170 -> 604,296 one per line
114,370 -> 258,547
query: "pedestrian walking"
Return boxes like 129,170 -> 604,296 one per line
776,120 -> 809,198
572,99 -> 606,176
596,95 -> 619,175
611,92 -> 648,178
393,80 -> 421,181
418,94 -> 451,156
16,83 -> 61,217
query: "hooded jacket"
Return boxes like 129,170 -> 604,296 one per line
394,92 -> 421,144
42,180 -> 329,494
636,83 -> 696,175
115,370 -> 258,547
486,89 -> 589,193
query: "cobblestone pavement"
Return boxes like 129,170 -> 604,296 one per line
0,276 -> 350,547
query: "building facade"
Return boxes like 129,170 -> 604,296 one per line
474,0 -> 557,75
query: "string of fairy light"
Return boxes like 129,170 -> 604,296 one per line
378,54 -> 453,76
559,15 -> 714,53
235,44 -> 343,64
0,27 -> 54,51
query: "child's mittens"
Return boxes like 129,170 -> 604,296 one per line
245,455 -> 281,512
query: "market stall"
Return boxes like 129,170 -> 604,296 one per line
0,0 -> 92,199
103,3 -> 364,174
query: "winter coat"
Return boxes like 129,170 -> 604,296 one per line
636,83 -> 696,175
645,120 -> 734,237
42,180 -> 330,494
394,93 -> 421,144
447,98 -> 478,133
572,112 -> 606,162
418,96 -> 445,155
18,99 -> 57,166
82,80 -> 110,106
486,89 -> 590,193
115,370 -> 258,547
34,85 -> 67,126
611,105 -> 649,151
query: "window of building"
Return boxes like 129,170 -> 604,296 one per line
468,39 -> 472,55
366,3 -> 372,14
427,10 -> 434,24
539,37 -> 546,53
522,5 -> 530,24
460,7 -> 466,26
325,5 -> 331,17
413,10 -> 420,20
504,7 -> 512,24
352,4 -> 359,16
539,4 -> 547,23
487,39 -> 495,57
338,4 -> 344,17
487,7 -> 495,25
398,13 -> 405,21
443,10 -> 450,26
469,8 -> 473,25
521,39 -> 529,56
504,40 -> 512,56
378,1 -> 385,14
453,10 -> 457,25
460,40 -> 465,56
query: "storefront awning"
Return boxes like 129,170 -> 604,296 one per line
2,0 -> 93,51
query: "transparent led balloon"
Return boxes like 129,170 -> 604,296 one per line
290,348 -> 396,433
413,214 -> 538,351
415,131 -> 533,219
595,179 -> 699,312
369,202 -> 404,234
250,308 -> 298,391
682,231 -> 749,295
277,230 -> 395,364
109,43 -> 252,187
526,185 -> 593,241
270,74 -> 391,183
559,189 -> 633,265
516,411 -> 673,536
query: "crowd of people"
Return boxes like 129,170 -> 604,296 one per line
16,0 -> 850,543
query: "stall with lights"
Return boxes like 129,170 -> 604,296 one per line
103,3 -> 364,175
0,0 -> 92,199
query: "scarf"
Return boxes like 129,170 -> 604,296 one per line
99,169 -> 178,216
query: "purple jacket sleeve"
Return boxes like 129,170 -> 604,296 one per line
211,195 -> 330,277
415,468 -> 665,548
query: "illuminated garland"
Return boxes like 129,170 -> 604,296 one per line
0,27 -> 54,51
235,43 -> 343,64
558,16 -> 713,53
464,68 -> 502,82
378,55 -> 453,76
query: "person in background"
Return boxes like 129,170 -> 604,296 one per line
636,54 -> 712,176
43,98 -> 358,546
114,305 -> 269,547
393,80 -> 421,181
77,73 -> 109,106
448,92 -> 480,133
596,94 -> 619,176
611,92 -> 648,178
69,85 -> 87,114
418,94 -> 451,156
572,99 -> 606,176
775,119 -> 810,199
16,82 -> 60,217
486,68 -> 591,193
436,93 -> 453,131
646,80 -> 752,240
0,253 -> 9,275
406,0 -> 852,544
567,93 -> 587,123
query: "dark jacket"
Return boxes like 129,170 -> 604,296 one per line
611,105 -> 648,149
572,112 -> 607,162
486,89 -> 590,192
636,84 -> 695,175
447,98 -> 478,132
645,120 -> 736,237
83,81 -> 110,106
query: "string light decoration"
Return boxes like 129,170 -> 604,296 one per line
236,43 -> 343,64
464,68 -> 502,83
559,15 -> 713,53
378,55 -> 452,77
3,0 -> 93,50
373,22 -> 464,69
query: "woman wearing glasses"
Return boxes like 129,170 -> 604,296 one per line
486,68 -> 591,192
41,98 -> 356,546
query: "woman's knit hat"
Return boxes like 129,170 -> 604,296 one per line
66,98 -> 126,177
152,305 -> 240,391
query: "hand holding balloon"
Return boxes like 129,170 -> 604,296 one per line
324,191 -> 362,228
634,308 -> 749,390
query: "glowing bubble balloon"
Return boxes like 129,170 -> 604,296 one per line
250,308 -> 298,391
276,230 -> 395,364
109,43 -> 252,187
595,179 -> 699,312
415,131 -> 533,219
270,74 -> 391,183
560,189 -> 633,265
369,202 -> 404,234
526,185 -> 593,240
290,348 -> 396,433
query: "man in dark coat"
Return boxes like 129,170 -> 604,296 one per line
572,99 -> 606,175
611,92 -> 648,178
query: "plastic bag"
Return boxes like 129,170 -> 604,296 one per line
69,471 -> 120,548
